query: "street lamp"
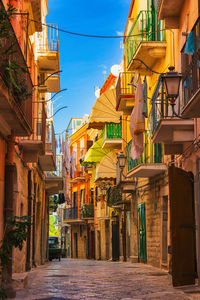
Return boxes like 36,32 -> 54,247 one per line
162,66 -> 182,105
117,152 -> 127,172
101,184 -> 107,198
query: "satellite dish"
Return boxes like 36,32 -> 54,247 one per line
111,64 -> 122,77
95,88 -> 100,98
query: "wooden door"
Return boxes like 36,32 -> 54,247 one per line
139,203 -> 147,263
112,220 -> 120,261
89,231 -> 95,259
168,165 -> 196,286
74,233 -> 78,258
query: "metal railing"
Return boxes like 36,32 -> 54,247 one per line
148,75 -> 181,137
103,123 -> 122,140
0,2 -> 33,131
116,72 -> 136,108
38,24 -> 59,53
63,207 -> 78,220
125,131 -> 164,172
124,10 -> 166,66
181,17 -> 200,109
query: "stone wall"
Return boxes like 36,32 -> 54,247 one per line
71,224 -> 87,259
137,175 -> 169,269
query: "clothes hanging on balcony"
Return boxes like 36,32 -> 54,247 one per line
129,79 -> 145,160
71,151 -> 76,179
129,108 -> 144,161
142,77 -> 148,118
134,79 -> 145,135
184,31 -> 194,55
64,139 -> 70,173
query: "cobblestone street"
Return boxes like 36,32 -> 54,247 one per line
13,259 -> 200,300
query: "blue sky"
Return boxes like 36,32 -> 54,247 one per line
46,0 -> 131,135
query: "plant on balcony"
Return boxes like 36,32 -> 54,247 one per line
106,186 -> 122,207
82,204 -> 94,218
3,60 -> 32,102
0,4 -> 32,103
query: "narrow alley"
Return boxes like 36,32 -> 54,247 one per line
14,259 -> 200,300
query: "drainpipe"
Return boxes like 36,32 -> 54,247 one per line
195,156 -> 200,282
135,178 -> 140,262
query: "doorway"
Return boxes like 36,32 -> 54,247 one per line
112,219 -> 119,261
105,220 -> 110,260
139,202 -> 147,263
168,166 -> 197,286
74,232 -> 78,258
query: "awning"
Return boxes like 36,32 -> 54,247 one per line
95,151 -> 117,182
88,89 -> 121,129
82,138 -> 109,166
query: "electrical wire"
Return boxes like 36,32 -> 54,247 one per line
29,18 -> 166,39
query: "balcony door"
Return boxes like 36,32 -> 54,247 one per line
168,166 -> 196,286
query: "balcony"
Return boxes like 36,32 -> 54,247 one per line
124,10 -> 166,74
150,77 -> 194,154
158,0 -> 184,29
37,24 -> 60,72
125,132 -> 166,178
63,207 -> 83,223
39,123 -> 56,171
20,104 -> 46,163
45,173 -> 63,195
38,72 -> 60,93
81,204 -> 94,219
181,18 -> 200,118
107,186 -> 123,208
102,123 -> 122,149
116,72 -> 136,113
0,2 -> 33,137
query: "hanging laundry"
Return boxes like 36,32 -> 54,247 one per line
185,31 -> 194,55
59,135 -> 61,150
133,79 -> 145,135
64,138 -> 71,172
71,151 -> 77,179
142,77 -> 148,118
129,107 -> 144,160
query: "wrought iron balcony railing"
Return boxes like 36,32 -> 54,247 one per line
63,207 -> 78,221
38,24 -> 59,53
103,123 -> 122,140
116,72 -> 136,109
124,10 -> 166,66
125,131 -> 164,172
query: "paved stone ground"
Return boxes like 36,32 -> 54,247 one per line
13,259 -> 200,300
